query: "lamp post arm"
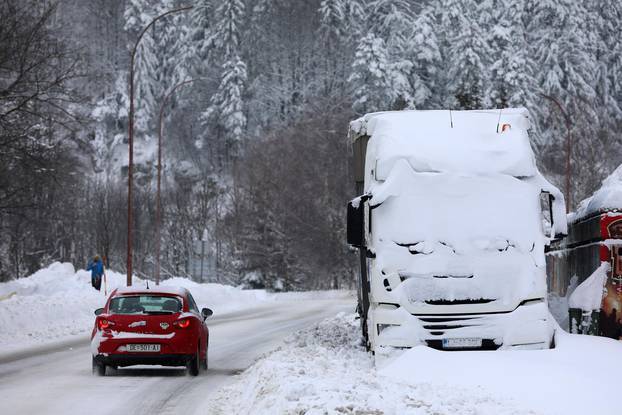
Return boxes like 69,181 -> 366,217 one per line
131,6 -> 194,61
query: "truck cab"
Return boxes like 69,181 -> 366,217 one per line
347,109 -> 567,352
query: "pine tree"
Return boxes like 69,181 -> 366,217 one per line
367,0 -> 413,48
318,0 -> 365,97
190,0 -> 216,62
124,0 -> 159,133
209,57 -> 248,141
590,0 -> 622,123
488,0 -> 537,109
441,0 -> 491,109
349,32 -> 395,114
203,0 -> 248,154
407,5 -> 442,108
319,0 -> 346,40
529,0 -> 597,109
363,0 -> 418,109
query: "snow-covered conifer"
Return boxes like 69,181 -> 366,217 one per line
349,32 -> 395,114
124,0 -> 160,132
441,0 -> 492,109
204,0 -> 248,147
488,0 -> 537,109
407,5 -> 442,108
208,56 -> 248,141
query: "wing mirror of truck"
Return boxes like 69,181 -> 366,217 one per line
347,196 -> 369,248
94,308 -> 104,316
540,191 -> 567,241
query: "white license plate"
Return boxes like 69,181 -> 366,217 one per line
127,344 -> 160,352
442,337 -> 482,349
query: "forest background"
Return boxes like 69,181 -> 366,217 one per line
1,0 -> 620,289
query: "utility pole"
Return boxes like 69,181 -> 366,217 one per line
155,78 -> 199,285
199,229 -> 208,283
540,93 -> 572,212
126,5 -> 193,287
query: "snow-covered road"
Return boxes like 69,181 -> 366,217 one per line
0,297 -> 353,415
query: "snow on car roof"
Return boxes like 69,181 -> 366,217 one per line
113,286 -> 189,297
350,108 -> 536,177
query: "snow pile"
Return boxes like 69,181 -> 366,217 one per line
571,164 -> 622,221
208,313 -> 622,415
0,262 -> 269,354
351,108 -> 536,177
568,262 -> 609,311
207,314 -> 541,415
382,323 -> 621,415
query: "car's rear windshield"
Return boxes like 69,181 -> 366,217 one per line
109,295 -> 182,315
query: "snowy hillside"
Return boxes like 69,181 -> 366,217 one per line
207,313 -> 622,415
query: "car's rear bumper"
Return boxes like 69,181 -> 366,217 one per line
91,330 -> 198,356
94,353 -> 193,367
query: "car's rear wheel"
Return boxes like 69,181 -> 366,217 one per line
92,356 -> 106,376
187,346 -> 200,376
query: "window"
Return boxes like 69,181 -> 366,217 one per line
187,293 -> 200,314
109,295 -> 182,315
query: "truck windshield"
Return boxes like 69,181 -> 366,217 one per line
372,172 -> 542,254
109,295 -> 182,315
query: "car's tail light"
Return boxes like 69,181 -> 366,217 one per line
173,318 -> 191,329
98,319 -> 114,330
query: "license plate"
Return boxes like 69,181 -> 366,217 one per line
442,337 -> 482,349
127,344 -> 160,352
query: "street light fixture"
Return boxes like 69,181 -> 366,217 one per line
155,78 -> 200,285
126,5 -> 193,287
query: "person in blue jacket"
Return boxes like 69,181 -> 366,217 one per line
87,255 -> 104,291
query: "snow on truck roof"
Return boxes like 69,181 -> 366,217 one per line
350,108 -> 536,177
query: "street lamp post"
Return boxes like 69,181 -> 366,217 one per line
126,5 -> 193,287
540,93 -> 572,212
155,78 -> 199,285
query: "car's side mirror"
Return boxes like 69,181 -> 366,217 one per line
94,308 -> 104,316
201,308 -> 213,320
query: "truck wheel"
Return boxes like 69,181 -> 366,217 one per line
187,347 -> 200,376
92,356 -> 106,376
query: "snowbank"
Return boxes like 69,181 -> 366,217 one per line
0,262 -> 271,354
208,314 -> 622,415
381,323 -> 621,415
206,313 -> 621,415
570,164 -> 622,221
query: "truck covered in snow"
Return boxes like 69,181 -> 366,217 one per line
347,109 -> 567,352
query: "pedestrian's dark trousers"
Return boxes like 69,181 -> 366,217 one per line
92,274 -> 102,291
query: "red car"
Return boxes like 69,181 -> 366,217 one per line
91,286 -> 212,376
